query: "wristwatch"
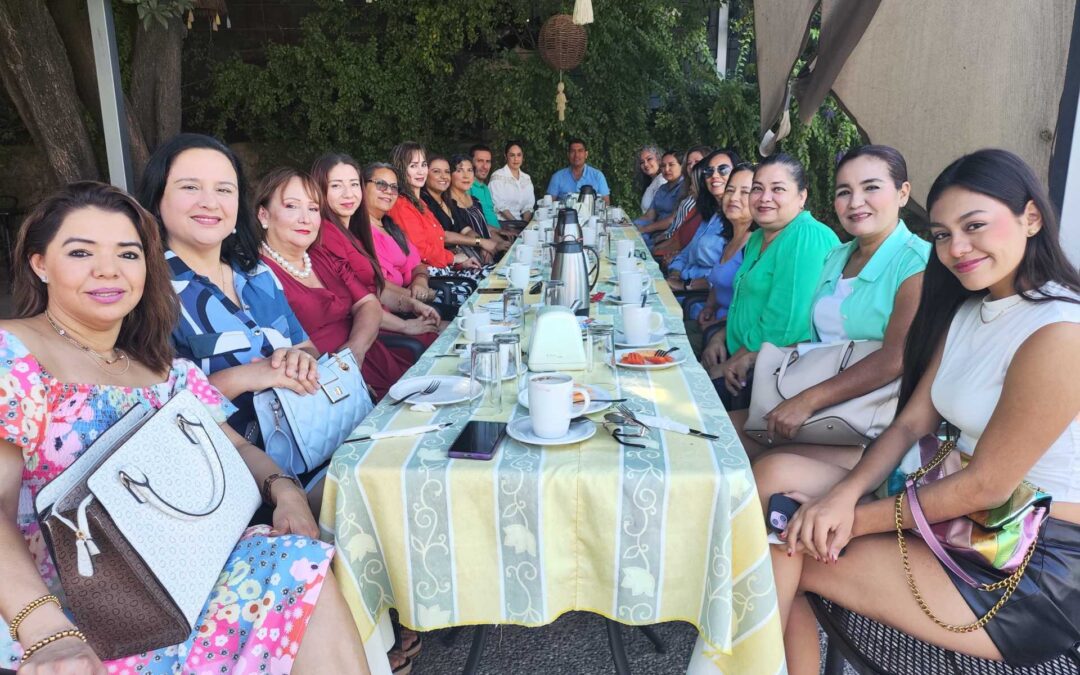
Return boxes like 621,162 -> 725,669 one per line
262,473 -> 302,505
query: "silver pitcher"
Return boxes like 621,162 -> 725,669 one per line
576,184 -> 597,224
550,234 -> 599,317
554,207 -> 582,242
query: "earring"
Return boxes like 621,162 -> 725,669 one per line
232,227 -> 238,234
39,276 -> 47,284
260,221 -> 268,230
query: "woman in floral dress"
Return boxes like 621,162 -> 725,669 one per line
0,182 -> 369,674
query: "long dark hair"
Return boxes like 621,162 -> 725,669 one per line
137,133 -> 261,273
695,149 -> 743,227
390,141 -> 427,212
364,162 -> 411,256
898,148 -> 1080,408
310,152 -> 385,294
15,181 -> 177,373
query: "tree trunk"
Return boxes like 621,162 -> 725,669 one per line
0,0 -> 99,184
130,17 -> 185,155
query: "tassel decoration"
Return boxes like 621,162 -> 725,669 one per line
186,9 -> 193,29
226,16 -> 231,29
556,80 -> 567,122
573,0 -> 594,25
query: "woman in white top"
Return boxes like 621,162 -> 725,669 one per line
754,149 -> 1080,672
488,140 -> 535,222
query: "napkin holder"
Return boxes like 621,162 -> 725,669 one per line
527,306 -> 587,371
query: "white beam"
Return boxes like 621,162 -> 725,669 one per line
1061,77 -> 1080,266
87,0 -> 133,191
716,4 -> 729,78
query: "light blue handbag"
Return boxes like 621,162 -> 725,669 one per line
253,348 -> 374,478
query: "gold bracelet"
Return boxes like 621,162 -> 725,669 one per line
20,628 -> 86,662
9,594 -> 61,642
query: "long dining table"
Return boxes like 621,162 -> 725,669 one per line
319,217 -> 786,674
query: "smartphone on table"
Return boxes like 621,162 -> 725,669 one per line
448,421 -> 507,461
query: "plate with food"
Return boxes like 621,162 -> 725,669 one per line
615,348 -> 686,370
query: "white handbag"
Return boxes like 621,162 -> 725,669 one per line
34,389 -> 261,659
744,341 -> 900,447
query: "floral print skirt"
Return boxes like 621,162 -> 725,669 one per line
103,526 -> 333,675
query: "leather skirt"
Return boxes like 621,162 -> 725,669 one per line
947,517 -> 1080,667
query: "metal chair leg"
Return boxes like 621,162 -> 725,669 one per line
605,619 -> 633,675
461,625 -> 490,675
636,625 -> 667,654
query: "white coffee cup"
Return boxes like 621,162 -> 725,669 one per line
616,257 -> 640,276
618,270 -> 649,303
527,373 -> 592,439
515,244 -> 535,266
621,305 -> 664,345
509,262 -> 531,289
459,310 -> 491,341
616,239 -> 635,259
541,195 -> 553,207
610,207 -> 626,223
581,225 -> 596,247
522,230 -> 540,247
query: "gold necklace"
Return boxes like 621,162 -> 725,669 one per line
45,310 -> 131,374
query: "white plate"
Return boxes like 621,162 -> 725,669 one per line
478,300 -> 523,316
457,361 -> 527,380
387,375 -> 482,405
506,417 -> 597,446
604,293 -> 657,305
498,267 -> 542,280
615,348 -> 687,370
516,382 -> 613,416
614,330 -> 666,348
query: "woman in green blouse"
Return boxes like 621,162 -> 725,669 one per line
701,153 -> 839,409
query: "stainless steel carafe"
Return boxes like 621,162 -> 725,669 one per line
577,185 -> 597,224
554,207 -> 582,242
550,234 -> 599,317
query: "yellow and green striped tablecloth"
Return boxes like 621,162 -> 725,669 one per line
320,224 -> 785,673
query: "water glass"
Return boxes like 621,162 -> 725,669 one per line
586,324 -> 616,384
544,279 -> 566,307
494,332 -> 523,390
502,288 -> 524,328
469,342 -> 503,415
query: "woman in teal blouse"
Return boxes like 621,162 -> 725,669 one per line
702,153 -> 840,408
729,146 -> 930,465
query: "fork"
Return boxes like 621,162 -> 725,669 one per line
392,380 -> 440,406
616,403 -> 651,431
653,346 -> 681,358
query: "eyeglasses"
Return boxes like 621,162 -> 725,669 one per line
702,164 -> 732,178
372,179 -> 400,195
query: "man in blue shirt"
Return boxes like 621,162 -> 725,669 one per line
546,137 -> 611,202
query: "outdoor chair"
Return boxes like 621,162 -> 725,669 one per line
809,593 -> 1080,675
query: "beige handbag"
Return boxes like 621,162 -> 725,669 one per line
744,341 -> 899,447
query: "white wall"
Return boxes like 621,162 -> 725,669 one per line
1062,84 -> 1080,266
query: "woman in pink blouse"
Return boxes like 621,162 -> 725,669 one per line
364,163 -> 428,290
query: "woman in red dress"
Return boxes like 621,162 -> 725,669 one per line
253,168 -> 435,400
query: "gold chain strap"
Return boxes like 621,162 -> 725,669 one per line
895,491 -> 1036,633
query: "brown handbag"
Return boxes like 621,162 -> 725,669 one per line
33,390 -> 260,660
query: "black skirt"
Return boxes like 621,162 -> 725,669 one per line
946,517 -> 1080,667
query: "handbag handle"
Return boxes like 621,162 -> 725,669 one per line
118,413 -> 227,520
774,341 -> 854,390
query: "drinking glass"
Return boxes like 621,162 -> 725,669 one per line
544,279 -> 566,307
494,332 -> 523,392
586,323 -> 616,385
469,342 -> 502,416
502,288 -> 524,328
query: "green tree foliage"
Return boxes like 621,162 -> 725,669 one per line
190,0 -> 863,227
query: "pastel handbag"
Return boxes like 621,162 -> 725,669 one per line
253,348 -> 374,477
895,436 -> 1051,632
744,341 -> 899,446
34,389 -> 261,660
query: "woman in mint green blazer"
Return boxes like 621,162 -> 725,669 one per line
728,146 -> 930,466
702,154 -> 840,408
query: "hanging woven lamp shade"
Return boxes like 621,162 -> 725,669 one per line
538,14 -> 588,71
190,0 -> 230,29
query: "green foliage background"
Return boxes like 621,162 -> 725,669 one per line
187,0 -> 863,226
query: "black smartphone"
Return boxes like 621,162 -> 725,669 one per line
477,288 -> 503,294
766,493 -> 801,534
448,421 -> 507,461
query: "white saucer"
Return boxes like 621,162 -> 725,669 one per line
614,331 -> 665,348
516,382 -> 613,416
498,267 -> 542,280
387,375 -> 482,405
478,300 -> 524,317
605,294 -> 656,305
506,417 -> 597,446
615,348 -> 687,370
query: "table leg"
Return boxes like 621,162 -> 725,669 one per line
637,625 -> 667,654
605,619 -> 633,675
462,625 -> 490,675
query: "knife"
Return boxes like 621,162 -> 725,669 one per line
346,421 -> 453,442
635,414 -> 719,440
